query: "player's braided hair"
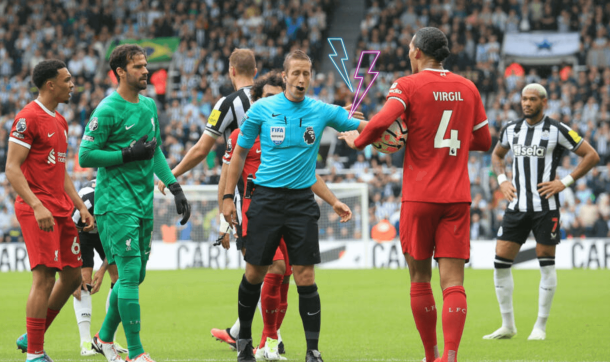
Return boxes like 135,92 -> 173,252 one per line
251,71 -> 285,102
109,44 -> 147,81
32,59 -> 67,89
413,27 -> 450,63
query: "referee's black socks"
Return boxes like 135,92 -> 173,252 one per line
237,274 -> 262,340
298,284 -> 321,351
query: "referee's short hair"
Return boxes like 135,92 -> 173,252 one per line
109,44 -> 146,81
251,71 -> 285,102
32,59 -> 67,89
229,48 -> 256,77
413,27 -> 450,63
283,50 -> 312,73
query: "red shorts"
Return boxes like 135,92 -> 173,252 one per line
399,201 -> 470,261
16,208 -> 82,270
272,238 -> 292,276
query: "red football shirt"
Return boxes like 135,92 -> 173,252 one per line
9,100 -> 74,217
355,69 -> 490,203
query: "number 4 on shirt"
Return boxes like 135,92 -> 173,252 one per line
434,110 -> 461,156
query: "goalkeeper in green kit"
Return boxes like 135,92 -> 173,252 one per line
78,44 -> 191,362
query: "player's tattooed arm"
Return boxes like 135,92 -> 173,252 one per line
492,143 -> 516,202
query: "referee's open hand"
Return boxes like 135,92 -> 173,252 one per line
343,104 -> 365,120
333,200 -> 352,223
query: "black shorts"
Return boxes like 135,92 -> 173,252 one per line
244,185 -> 321,266
79,232 -> 105,268
235,223 -> 245,251
498,209 -> 561,246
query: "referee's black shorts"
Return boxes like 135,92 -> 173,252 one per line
79,232 -> 105,268
244,185 -> 321,266
498,209 -> 561,246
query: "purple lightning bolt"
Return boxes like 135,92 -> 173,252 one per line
349,50 -> 381,119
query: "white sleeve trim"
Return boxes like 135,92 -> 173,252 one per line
203,129 -> 221,139
222,159 -> 231,165
9,137 -> 32,149
473,120 -> 488,131
388,97 -> 406,110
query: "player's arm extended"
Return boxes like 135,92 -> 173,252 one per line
64,173 -> 95,231
5,142 -> 54,231
311,174 -> 352,222
171,133 -> 217,178
342,99 -> 404,151
222,145 -> 248,225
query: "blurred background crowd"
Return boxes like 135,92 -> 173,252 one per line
1,0 -> 610,242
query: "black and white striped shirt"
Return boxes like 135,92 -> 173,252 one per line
500,116 -> 583,212
72,180 -> 97,234
204,86 -> 252,142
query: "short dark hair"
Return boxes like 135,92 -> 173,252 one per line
413,27 -> 450,63
251,71 -> 285,102
230,48 -> 257,77
32,59 -> 67,89
283,50 -> 312,73
109,44 -> 146,80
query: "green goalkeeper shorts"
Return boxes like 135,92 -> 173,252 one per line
96,213 -> 154,264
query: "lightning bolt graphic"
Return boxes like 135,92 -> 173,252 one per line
327,38 -> 354,92
349,50 -> 380,119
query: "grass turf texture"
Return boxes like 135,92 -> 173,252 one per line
0,268 -> 608,362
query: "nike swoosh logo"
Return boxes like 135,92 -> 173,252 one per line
256,149 -> 261,153
272,113 -> 281,117
35,351 -> 44,354
125,124 -> 135,130
238,301 -> 248,307
307,310 -> 321,316
48,133 -> 54,137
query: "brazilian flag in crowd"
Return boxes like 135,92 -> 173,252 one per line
105,37 -> 180,62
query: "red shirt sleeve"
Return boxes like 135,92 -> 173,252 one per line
9,111 -> 38,149
470,89 -> 491,151
354,78 -> 410,149
222,129 -> 240,164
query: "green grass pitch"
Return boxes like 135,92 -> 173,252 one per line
1,268 -> 608,361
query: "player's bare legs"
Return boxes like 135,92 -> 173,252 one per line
405,254 -> 438,362
529,244 -> 557,340
484,240 -> 521,340
436,258 -> 467,362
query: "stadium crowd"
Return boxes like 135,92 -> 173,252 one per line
1,0 -> 610,242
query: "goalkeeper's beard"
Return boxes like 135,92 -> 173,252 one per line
127,73 -> 148,91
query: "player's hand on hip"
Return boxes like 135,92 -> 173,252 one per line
343,104 -> 365,120
338,130 -> 360,150
222,199 -> 237,226
168,183 -> 191,225
333,200 -> 352,222
80,208 -> 95,232
158,180 -> 167,195
122,135 -> 157,163
33,204 -> 54,232
91,269 -> 104,295
499,180 -> 517,202
537,179 -> 565,199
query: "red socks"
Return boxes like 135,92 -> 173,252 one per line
277,282 -> 289,330
45,308 -> 60,332
26,317 -> 46,354
441,286 -> 467,362
259,273 -> 283,347
410,283 -> 438,362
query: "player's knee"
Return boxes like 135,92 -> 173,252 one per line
269,260 -> 286,275
292,265 -> 315,286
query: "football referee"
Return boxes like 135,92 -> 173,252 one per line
222,50 -> 366,362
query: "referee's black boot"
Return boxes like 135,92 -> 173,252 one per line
237,339 -> 255,362
306,349 -> 324,362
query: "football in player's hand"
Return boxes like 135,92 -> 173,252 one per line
372,118 -> 408,154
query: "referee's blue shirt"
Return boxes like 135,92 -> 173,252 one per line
237,92 -> 360,189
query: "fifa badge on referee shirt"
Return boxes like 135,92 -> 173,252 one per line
271,127 -> 285,145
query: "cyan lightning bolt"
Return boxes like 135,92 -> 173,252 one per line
349,50 -> 380,119
327,38 -> 353,92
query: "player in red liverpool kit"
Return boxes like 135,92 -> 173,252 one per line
340,28 -> 491,362
6,60 -> 95,362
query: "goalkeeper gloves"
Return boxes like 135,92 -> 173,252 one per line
168,182 -> 191,225
122,135 -> 157,163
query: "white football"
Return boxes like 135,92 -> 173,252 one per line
372,118 -> 408,154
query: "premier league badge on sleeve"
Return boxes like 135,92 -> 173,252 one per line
16,118 -> 26,133
88,117 -> 98,132
303,126 -> 315,145
271,126 -> 285,145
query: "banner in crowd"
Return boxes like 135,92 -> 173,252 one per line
502,32 -> 580,58
2,239 -> 609,272
105,37 -> 180,62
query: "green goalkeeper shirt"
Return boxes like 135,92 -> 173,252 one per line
78,91 -> 176,219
